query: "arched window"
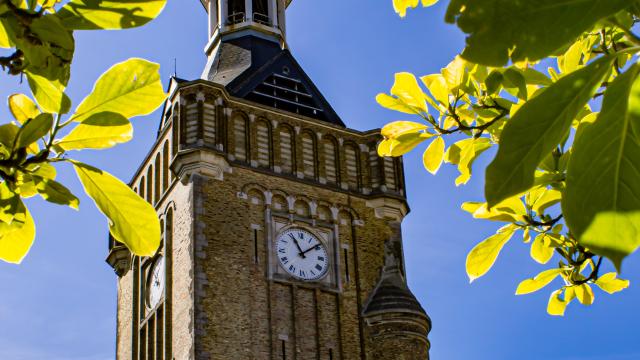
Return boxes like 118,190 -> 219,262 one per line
383,157 -> 397,191
146,166 -> 154,203
279,126 -> 294,174
301,132 -> 316,179
162,141 -> 169,193
139,177 -> 146,200
252,0 -> 270,24
369,145 -> 381,189
203,101 -> 216,146
344,144 -> 360,190
233,114 -> 248,162
322,137 -> 338,184
185,100 -> 198,145
154,156 -> 161,203
256,120 -> 271,168
228,0 -> 246,24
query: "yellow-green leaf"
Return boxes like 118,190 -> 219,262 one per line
25,71 -> 71,114
531,188 -> 562,215
455,137 -> 492,186
72,161 -> 160,256
462,195 -> 526,223
392,0 -> 438,17
384,72 -> 428,114
574,284 -> 594,305
57,112 -> 132,151
531,233 -> 555,264
594,273 -> 630,294
423,137 -> 444,174
421,74 -> 449,107
71,58 -> 167,122
0,206 -> 35,264
466,224 -> 517,282
381,121 -> 428,139
442,56 -> 469,92
56,0 -> 167,30
564,64 -> 640,271
34,176 -> 79,210
485,55 -> 615,207
8,94 -> 40,124
516,268 -> 562,295
378,132 -> 429,157
16,113 -> 53,150
547,288 -> 572,316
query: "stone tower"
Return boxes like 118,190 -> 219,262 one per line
107,1 -> 431,359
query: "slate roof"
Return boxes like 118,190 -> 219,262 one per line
204,35 -> 345,126
362,269 -> 428,317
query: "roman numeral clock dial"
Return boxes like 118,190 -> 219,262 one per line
276,228 -> 329,281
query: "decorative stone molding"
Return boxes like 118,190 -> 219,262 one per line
365,197 -> 409,221
171,148 -> 231,182
106,246 -> 132,277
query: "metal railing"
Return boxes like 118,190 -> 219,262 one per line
227,12 -> 246,25
253,12 -> 271,26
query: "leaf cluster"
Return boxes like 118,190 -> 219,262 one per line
381,0 -> 640,315
0,0 -> 168,264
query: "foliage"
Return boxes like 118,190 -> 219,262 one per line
380,0 -> 639,315
0,0 -> 168,264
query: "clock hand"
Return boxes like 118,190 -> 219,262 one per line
300,243 -> 321,255
289,234 -> 306,258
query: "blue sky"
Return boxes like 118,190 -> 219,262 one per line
1,1 -> 639,359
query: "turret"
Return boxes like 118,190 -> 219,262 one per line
363,222 -> 432,359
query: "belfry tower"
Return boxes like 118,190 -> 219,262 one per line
107,1 -> 432,359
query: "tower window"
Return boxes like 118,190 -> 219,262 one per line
345,144 -> 359,190
301,132 -> 316,179
228,0 -> 245,24
233,115 -> 248,162
323,139 -> 337,184
253,0 -> 270,25
279,127 -> 294,174
256,121 -> 271,168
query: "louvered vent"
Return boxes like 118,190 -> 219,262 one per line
301,133 -> 316,178
279,128 -> 293,173
185,103 -> 198,145
323,140 -> 337,184
234,117 -> 247,161
345,145 -> 359,189
256,122 -> 270,167
247,73 -> 328,121
203,103 -> 216,146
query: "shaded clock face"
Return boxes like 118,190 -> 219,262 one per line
146,256 -> 165,309
276,228 -> 329,281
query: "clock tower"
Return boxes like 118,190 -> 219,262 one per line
107,1 -> 432,359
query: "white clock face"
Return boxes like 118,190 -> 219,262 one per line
276,228 -> 329,281
147,256 -> 165,309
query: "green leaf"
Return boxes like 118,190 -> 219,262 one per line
485,56 -> 615,207
484,70 -> 503,95
423,137 -> 444,174
563,64 -> 640,270
516,268 -> 562,295
385,72 -> 428,114
594,273 -> 630,294
8,94 -> 40,124
0,206 -> 35,264
522,68 -> 552,86
466,224 -> 517,282
72,161 -> 160,256
445,0 -> 629,66
57,112 -> 132,151
30,14 -> 74,51
33,176 -> 79,210
503,67 -> 528,100
56,0 -> 167,30
71,58 -> 166,122
531,233 -> 555,264
25,71 -> 71,114
0,123 -> 19,159
15,113 -> 53,150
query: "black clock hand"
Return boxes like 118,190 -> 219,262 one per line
300,243 -> 321,255
289,234 -> 306,258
